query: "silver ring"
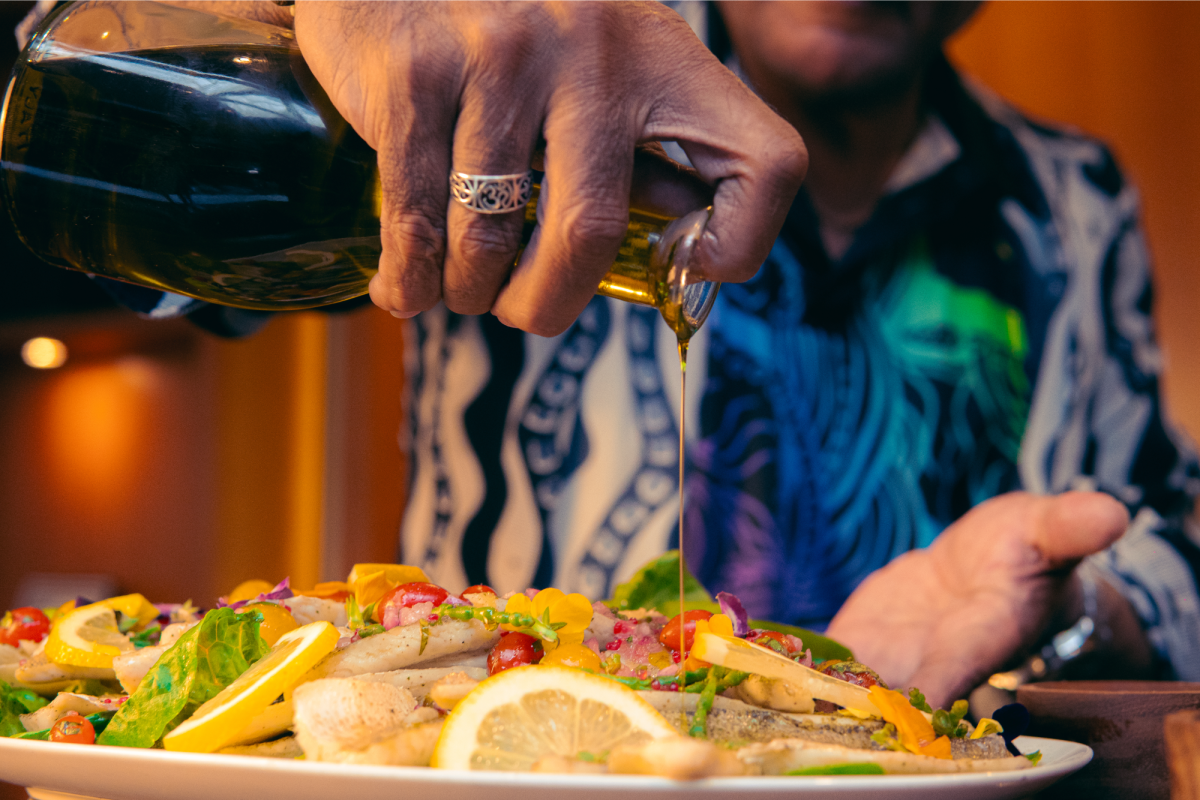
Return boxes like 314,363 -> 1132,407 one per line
449,170 -> 533,214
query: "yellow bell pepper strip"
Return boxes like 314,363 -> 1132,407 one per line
972,718 -> 1004,739
683,614 -> 735,670
346,564 -> 430,610
867,686 -> 952,759
502,588 -> 593,651
293,581 -> 352,601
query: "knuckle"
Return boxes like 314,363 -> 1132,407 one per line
453,220 -> 524,267
556,199 -> 629,255
500,304 -> 574,338
771,128 -> 810,187
384,207 -> 447,267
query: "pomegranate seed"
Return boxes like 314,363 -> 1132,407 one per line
672,650 -> 682,664
605,638 -> 622,651
613,621 -> 631,635
428,614 -> 439,622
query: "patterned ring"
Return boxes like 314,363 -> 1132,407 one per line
449,170 -> 534,215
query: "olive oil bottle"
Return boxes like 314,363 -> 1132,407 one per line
1,2 -> 716,338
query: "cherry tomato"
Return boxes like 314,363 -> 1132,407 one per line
540,643 -> 601,671
49,712 -> 95,745
380,582 -> 450,610
487,632 -> 543,675
375,582 -> 452,623
462,584 -> 496,596
0,607 -> 50,648
658,610 -> 713,652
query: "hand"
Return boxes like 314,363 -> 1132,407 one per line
292,1 -> 807,334
825,491 -> 1131,709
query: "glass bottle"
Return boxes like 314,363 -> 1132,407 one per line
0,1 -> 716,339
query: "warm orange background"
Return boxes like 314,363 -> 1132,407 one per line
949,0 -> 1200,454
0,4 -> 1198,796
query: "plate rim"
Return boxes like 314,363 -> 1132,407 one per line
0,734 -> 1093,794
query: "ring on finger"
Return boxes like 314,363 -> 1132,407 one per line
449,170 -> 533,215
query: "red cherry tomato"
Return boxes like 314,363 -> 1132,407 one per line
487,632 -> 543,676
658,610 -> 713,652
0,607 -> 50,648
462,585 -> 496,596
49,712 -> 95,745
377,582 -> 451,615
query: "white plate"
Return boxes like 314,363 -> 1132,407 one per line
0,735 -> 1090,800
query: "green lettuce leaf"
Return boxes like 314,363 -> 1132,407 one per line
97,608 -> 268,748
609,551 -> 712,612
1,680 -> 50,737
608,551 -> 853,662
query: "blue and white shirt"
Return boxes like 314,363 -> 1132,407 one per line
401,56 -> 1200,679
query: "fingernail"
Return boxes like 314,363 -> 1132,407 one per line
390,310 -> 419,319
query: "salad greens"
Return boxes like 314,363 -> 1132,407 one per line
607,551 -> 853,662
609,551 -> 711,613
907,688 -> 970,738
97,608 -> 268,748
1,680 -> 49,737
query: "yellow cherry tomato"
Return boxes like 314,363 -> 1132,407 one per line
227,580 -> 276,604
238,602 -> 298,646
539,642 -> 602,672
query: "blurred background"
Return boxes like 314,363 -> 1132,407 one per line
0,1 -> 1198,615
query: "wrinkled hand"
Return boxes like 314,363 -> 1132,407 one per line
825,491 -> 1129,709
293,1 -> 807,334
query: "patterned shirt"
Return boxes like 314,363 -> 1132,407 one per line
56,4 -> 1199,677
402,56 -> 1200,679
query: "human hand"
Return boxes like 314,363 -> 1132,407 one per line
292,1 -> 807,334
825,491 -> 1130,709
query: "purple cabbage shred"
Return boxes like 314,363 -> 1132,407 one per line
716,591 -> 750,637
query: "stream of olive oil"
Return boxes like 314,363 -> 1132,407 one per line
678,339 -> 689,723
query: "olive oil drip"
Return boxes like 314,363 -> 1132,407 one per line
677,338 -> 689,725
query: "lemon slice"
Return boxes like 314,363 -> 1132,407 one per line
163,621 -> 338,753
44,593 -> 161,668
432,664 -> 677,771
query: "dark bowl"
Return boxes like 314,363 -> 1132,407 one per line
1018,680 -> 1200,800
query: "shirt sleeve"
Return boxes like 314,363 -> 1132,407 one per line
1079,187 -> 1200,678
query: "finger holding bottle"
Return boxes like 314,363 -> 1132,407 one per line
295,1 -> 807,330
441,9 -> 551,317
492,4 -> 808,334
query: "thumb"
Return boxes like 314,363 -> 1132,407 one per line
1035,491 -> 1129,566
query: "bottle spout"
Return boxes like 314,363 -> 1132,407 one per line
655,206 -> 718,341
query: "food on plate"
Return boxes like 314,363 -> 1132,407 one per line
430,665 -> 679,772
292,678 -> 442,765
0,552 -> 1040,779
